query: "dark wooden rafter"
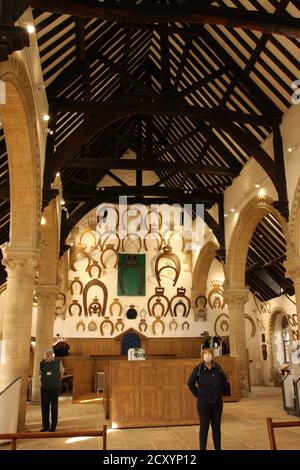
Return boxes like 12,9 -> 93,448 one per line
272,122 -> 289,220
64,158 -> 239,177
30,1 -> 300,39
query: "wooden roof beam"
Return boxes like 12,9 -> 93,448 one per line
30,1 -> 300,38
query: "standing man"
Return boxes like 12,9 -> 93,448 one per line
40,348 -> 64,432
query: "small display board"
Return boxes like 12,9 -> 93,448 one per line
127,348 -> 145,361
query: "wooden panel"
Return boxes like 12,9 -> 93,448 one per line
67,337 -> 203,357
110,357 -> 240,428
72,358 -> 94,399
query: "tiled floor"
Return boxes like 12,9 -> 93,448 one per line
1,386 -> 300,450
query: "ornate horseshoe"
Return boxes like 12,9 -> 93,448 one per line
220,320 -> 229,332
101,244 -> 118,269
208,287 -> 225,310
55,292 -> 67,317
100,319 -> 114,336
195,295 -> 207,308
173,301 -> 187,317
164,231 -> 186,253
152,299 -> 166,318
143,231 -> 163,252
76,320 -> 85,332
245,314 -> 256,338
152,318 -> 165,335
99,230 -> 120,252
139,320 -> 147,333
115,319 -> 125,332
145,209 -> 162,231
70,247 -> 92,273
169,319 -> 178,331
109,298 -> 123,317
68,300 -> 82,317
157,265 -> 179,287
83,279 -> 108,317
214,313 -> 229,336
170,288 -> 191,318
88,320 -> 97,332
182,321 -> 190,330
88,297 -> 102,316
147,287 -> 170,317
121,233 -> 142,253
79,227 -> 98,250
70,277 -> 83,296
155,246 -> 181,287
88,261 -> 102,279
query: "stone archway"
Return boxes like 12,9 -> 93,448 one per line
224,196 -> 288,396
0,56 -> 41,429
225,196 -> 288,289
193,241 -> 221,296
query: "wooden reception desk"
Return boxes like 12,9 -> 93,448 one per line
110,356 -> 239,428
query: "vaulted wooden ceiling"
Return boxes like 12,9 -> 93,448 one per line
0,0 -> 299,299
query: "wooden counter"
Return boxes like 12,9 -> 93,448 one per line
110,356 -> 240,428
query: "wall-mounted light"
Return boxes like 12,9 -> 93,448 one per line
46,128 -> 54,135
230,208 -> 236,213
61,199 -> 65,206
288,144 -> 300,153
43,114 -> 50,122
41,216 -> 47,225
254,183 -> 260,188
224,213 -> 228,218
56,172 -> 60,177
26,24 -> 35,34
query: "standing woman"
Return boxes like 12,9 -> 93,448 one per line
187,348 -> 227,450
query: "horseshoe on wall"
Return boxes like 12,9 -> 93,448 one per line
244,314 -> 256,338
100,244 -> 118,269
70,247 -> 92,273
169,319 -> 178,331
214,313 -> 229,336
83,279 -> 108,317
155,246 -> 181,287
195,295 -> 207,308
145,209 -> 162,231
152,318 -> 165,335
88,320 -> 97,332
88,297 -> 102,316
121,233 -> 142,253
139,320 -> 148,333
76,320 -> 85,332
109,298 -> 123,317
147,287 -> 170,317
70,277 -> 83,296
79,227 -> 98,250
99,230 -> 120,252
173,300 -> 188,317
170,287 -> 191,318
115,319 -> 125,332
151,298 -> 166,318
100,319 -> 114,336
164,231 -> 186,253
68,299 -> 82,317
143,231 -> 163,252
182,321 -> 190,330
121,206 -> 144,232
88,261 -> 102,279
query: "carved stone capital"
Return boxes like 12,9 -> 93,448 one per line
1,244 -> 39,279
223,288 -> 249,308
284,257 -> 300,283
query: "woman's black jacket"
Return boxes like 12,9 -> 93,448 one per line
187,361 -> 228,404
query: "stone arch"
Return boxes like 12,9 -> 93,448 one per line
225,196 -> 289,289
268,307 -> 289,385
0,55 -> 41,249
193,241 -> 222,296
289,177 -> 300,257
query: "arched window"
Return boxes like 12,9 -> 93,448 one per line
281,316 -> 290,363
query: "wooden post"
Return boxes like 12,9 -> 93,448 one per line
102,425 -> 107,450
11,438 -> 17,450
267,417 -> 277,450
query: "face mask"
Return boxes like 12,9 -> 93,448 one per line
203,354 -> 212,363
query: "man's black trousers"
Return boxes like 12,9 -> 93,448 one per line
41,387 -> 60,430
197,401 -> 223,450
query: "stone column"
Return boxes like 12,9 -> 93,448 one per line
224,288 -> 249,397
0,246 -> 39,431
31,285 -> 59,402
284,257 -> 300,331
